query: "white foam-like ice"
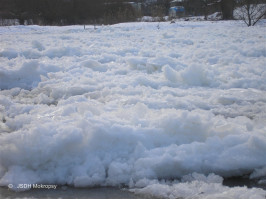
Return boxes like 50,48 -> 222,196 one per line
131,173 -> 266,198
0,21 -> 266,198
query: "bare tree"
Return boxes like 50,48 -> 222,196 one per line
221,0 -> 235,19
235,0 -> 266,26
151,4 -> 166,21
201,0 -> 219,20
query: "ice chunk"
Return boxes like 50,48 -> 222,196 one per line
31,40 -> 45,51
80,60 -> 107,72
0,48 -> 18,59
131,173 -> 266,198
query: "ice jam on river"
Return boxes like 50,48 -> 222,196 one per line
0,20 -> 266,198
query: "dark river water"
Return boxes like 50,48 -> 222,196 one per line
0,186 -> 144,199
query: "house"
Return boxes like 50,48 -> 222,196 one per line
169,6 -> 185,18
169,0 -> 185,18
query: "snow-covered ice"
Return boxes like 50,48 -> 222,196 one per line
0,20 -> 266,198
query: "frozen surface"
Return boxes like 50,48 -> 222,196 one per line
0,21 -> 266,198
130,173 -> 266,199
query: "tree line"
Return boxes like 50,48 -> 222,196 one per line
0,0 -> 139,25
0,0 -> 265,25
